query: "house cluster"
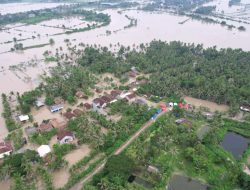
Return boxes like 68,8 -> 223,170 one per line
36,129 -> 75,158
92,90 -> 138,113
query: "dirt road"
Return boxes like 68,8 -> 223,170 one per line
70,111 -> 165,190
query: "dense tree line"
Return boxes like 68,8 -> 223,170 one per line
195,6 -> 216,15
0,5 -> 110,26
1,93 -> 19,131
78,41 -> 250,110
44,66 -> 96,104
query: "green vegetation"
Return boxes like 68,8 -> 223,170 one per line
44,66 -> 96,104
17,89 -> 42,114
238,26 -> 246,31
68,114 -> 105,149
78,41 -> 250,112
147,0 -> 209,11
195,6 -> 216,15
29,128 -> 57,145
0,5 -> 111,36
6,129 -> 24,150
0,150 -> 40,179
96,154 -> 135,186
87,112 -> 250,189
1,93 -> 19,131
45,56 -> 58,62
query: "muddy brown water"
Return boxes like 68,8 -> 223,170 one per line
0,3 -> 248,139
184,96 -> 229,112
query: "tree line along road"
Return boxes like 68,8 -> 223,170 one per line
70,111 -> 166,190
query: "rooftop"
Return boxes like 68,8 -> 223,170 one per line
0,141 -> 13,154
57,131 -> 74,141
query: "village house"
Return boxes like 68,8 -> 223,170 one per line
95,88 -> 103,93
119,91 -> 132,99
73,109 -> 83,117
63,112 -> 76,120
202,112 -> 215,120
18,115 -> 29,122
83,103 -> 92,110
54,97 -> 64,105
131,66 -> 138,74
35,98 -> 45,108
110,90 -> 122,99
25,126 -> 37,137
50,104 -> 63,113
38,122 -> 54,133
126,93 -> 136,102
147,165 -> 160,174
75,91 -> 88,99
37,145 -> 51,157
93,98 -> 107,110
57,131 -> 75,144
128,71 -> 137,78
0,141 -> 13,159
49,118 -> 67,130
175,118 -> 193,128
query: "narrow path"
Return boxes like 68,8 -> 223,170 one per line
70,111 -> 166,190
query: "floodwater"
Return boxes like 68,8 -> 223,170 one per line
64,144 -> 91,167
167,174 -> 208,190
221,131 -> 250,159
52,168 -> 70,188
184,96 -> 229,112
0,3 -> 67,15
51,144 -> 91,188
0,179 -> 11,190
0,3 -> 249,140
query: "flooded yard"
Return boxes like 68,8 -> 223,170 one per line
64,144 -> 91,167
52,168 -> 70,188
167,174 -> 208,190
221,131 -> 250,159
0,2 -> 249,140
184,96 -> 229,112
0,179 -> 11,190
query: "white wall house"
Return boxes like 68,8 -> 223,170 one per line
57,131 -> 74,144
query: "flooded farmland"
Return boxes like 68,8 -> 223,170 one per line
167,174 -> 208,190
221,131 -> 250,159
0,1 -> 249,140
184,96 -> 229,112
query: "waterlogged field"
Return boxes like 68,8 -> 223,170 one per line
0,3 -> 249,140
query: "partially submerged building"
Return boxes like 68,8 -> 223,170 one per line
0,141 -> 13,159
175,118 -> 193,128
49,118 -> 67,130
18,115 -> 29,122
38,122 -> 54,133
50,104 -> 63,113
57,130 -> 75,144
63,112 -> 76,120
35,99 -> 45,108
25,126 -> 38,137
37,145 -> 51,158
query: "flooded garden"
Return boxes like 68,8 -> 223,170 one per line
167,175 -> 208,190
221,131 -> 250,159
